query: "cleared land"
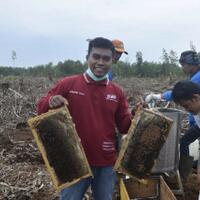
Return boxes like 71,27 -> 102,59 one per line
0,76 -> 198,200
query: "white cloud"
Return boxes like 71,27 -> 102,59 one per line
0,0 -> 200,66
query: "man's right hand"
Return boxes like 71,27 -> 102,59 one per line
49,95 -> 68,108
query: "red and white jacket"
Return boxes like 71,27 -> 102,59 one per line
37,73 -> 132,166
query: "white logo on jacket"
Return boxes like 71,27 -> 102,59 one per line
106,94 -> 118,102
69,90 -> 85,96
102,141 -> 115,151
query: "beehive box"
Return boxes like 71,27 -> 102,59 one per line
120,176 -> 177,200
28,106 -> 93,191
114,109 -> 173,179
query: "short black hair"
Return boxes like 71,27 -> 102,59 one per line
172,80 -> 200,104
88,37 -> 114,55
179,50 -> 200,66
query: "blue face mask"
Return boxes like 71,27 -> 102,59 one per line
86,68 -> 108,82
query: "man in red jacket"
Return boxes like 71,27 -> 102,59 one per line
37,37 -> 132,200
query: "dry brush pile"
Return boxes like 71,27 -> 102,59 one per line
0,77 -> 59,200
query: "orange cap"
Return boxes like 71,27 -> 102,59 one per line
112,39 -> 128,54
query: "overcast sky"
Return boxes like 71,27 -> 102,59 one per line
1,0 -> 200,67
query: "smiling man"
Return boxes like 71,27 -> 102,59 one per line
86,40 -> 113,79
37,37 -> 132,200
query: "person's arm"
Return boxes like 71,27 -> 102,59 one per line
162,90 -> 172,101
37,79 -> 68,114
145,93 -> 162,102
191,70 -> 200,85
115,90 -> 132,134
144,90 -> 172,103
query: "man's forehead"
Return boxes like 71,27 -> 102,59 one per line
179,99 -> 192,106
90,47 -> 112,55
182,63 -> 193,68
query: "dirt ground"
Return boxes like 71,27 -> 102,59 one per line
0,76 -> 199,199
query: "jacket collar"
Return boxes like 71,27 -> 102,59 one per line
83,73 -> 109,86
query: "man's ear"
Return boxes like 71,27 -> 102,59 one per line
86,55 -> 89,60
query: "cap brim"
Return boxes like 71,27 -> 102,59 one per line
115,48 -> 128,55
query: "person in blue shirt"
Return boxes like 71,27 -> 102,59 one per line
108,39 -> 128,81
145,50 -> 200,181
171,80 -> 200,188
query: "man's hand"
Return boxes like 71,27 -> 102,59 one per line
145,93 -> 162,103
49,95 -> 68,108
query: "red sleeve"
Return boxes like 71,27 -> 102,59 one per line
37,78 -> 68,115
115,88 -> 132,134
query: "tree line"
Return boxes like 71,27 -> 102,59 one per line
0,48 -> 185,78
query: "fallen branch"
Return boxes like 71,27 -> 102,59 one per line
0,181 -> 29,191
8,88 -> 26,100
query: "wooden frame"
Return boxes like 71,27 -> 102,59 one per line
114,109 -> 173,179
28,106 -> 93,191
120,176 -> 177,200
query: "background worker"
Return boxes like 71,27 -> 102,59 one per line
172,81 -> 200,187
108,39 -> 128,81
145,50 -> 200,181
37,37 -> 132,200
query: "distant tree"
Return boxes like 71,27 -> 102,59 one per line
189,41 -> 200,59
161,48 -> 169,64
11,50 -> 17,67
168,50 -> 178,65
135,51 -> 144,76
190,41 -> 196,51
45,62 -> 54,81
136,51 -> 143,66
55,61 -> 63,76
161,48 -> 170,75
